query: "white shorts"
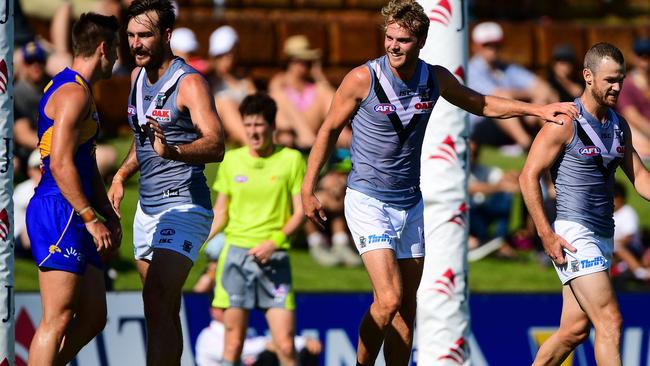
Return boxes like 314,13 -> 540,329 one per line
553,220 -> 613,285
344,188 -> 425,259
133,202 -> 213,263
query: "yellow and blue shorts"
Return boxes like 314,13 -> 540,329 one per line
27,194 -> 103,274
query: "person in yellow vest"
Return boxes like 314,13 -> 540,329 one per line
209,92 -> 306,366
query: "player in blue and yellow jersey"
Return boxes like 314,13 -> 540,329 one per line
521,43 -> 650,366
107,0 -> 225,364
25,12 -> 121,365
301,1 -> 578,365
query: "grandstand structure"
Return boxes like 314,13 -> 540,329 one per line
23,0 -> 650,135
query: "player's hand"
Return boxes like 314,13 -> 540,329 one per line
107,180 -> 124,219
539,102 -> 578,124
145,117 -> 176,159
85,220 -> 114,256
540,231 -> 576,266
302,192 -> 327,230
248,241 -> 276,265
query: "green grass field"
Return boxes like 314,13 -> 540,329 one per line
14,137 -> 650,293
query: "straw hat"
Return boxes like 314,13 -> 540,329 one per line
283,35 -> 321,61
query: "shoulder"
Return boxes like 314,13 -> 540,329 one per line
338,65 -> 371,95
51,81 -> 90,107
277,146 -> 304,161
130,67 -> 142,87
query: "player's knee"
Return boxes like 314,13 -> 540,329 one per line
274,338 -> 296,359
42,309 -> 74,334
559,324 -> 590,347
599,308 -> 622,341
375,291 -> 402,318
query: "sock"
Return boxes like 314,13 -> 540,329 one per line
307,232 -> 327,248
332,232 -> 349,247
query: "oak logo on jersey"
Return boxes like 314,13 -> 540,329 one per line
374,103 -> 397,114
151,109 -> 171,122
579,146 -> 601,157
415,101 -> 435,111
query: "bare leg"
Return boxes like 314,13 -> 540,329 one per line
223,308 -> 250,363
569,271 -> 622,366
142,249 -> 193,366
266,308 -> 297,366
28,269 -> 80,366
533,271 -> 621,366
532,285 -> 590,366
384,258 -> 423,366
56,265 -> 107,364
357,249 -> 402,365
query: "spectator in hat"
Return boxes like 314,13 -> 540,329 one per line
547,43 -> 583,102
468,21 -> 559,151
171,27 -> 209,75
617,37 -> 650,160
14,41 -> 49,178
268,35 -> 335,150
209,25 -> 256,145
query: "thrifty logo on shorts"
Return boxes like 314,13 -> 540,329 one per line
359,234 -> 392,248
581,256 -> 606,269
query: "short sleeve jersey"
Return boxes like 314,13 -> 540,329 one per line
212,146 -> 305,249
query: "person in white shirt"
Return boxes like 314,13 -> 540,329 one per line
612,181 -> 648,280
195,307 -> 322,366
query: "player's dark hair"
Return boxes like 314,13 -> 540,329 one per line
239,92 -> 278,128
126,0 -> 176,36
584,42 -> 625,73
71,12 -> 119,57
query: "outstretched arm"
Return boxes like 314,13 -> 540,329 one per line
519,119 -> 576,265
435,66 -> 577,123
620,121 -> 650,200
301,65 -> 370,229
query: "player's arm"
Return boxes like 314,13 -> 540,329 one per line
207,192 -> 229,241
90,161 -> 122,247
108,67 -> 141,215
434,66 -> 577,123
49,83 -> 113,253
620,120 -> 650,200
107,138 -> 138,217
518,119 -> 576,265
150,73 -> 225,164
301,65 -> 370,229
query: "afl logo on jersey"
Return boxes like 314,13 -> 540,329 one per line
127,105 -> 136,116
374,103 -> 397,114
579,146 -> 601,156
235,175 -> 248,183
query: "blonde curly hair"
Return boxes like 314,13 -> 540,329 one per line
381,0 -> 430,40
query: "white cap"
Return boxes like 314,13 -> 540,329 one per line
209,25 -> 238,57
27,150 -> 41,168
472,22 -> 503,44
170,27 -> 198,54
